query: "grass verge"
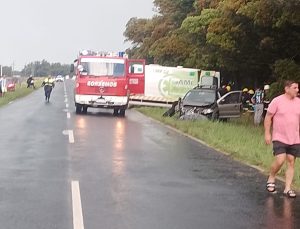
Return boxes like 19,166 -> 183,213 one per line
136,106 -> 300,188
0,78 -> 44,107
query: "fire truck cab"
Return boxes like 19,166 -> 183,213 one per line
72,51 -> 145,116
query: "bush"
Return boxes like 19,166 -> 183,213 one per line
269,59 -> 300,99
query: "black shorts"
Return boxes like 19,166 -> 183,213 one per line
273,141 -> 300,157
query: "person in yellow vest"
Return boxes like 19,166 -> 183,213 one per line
41,76 -> 55,102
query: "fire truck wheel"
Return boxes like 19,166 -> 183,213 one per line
82,106 -> 88,114
113,108 -> 119,116
119,109 -> 126,117
75,104 -> 83,114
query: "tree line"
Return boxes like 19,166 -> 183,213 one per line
124,0 -> 300,96
1,60 -> 70,77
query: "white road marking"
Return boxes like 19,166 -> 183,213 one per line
69,130 -> 74,143
66,103 -> 69,108
67,112 -> 71,119
62,130 -> 74,143
72,181 -> 85,229
65,98 -> 68,103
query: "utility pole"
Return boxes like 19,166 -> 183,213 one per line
12,61 -> 14,77
31,64 -> 34,77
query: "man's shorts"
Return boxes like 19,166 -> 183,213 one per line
273,141 -> 300,157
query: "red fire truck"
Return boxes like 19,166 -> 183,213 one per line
72,51 -> 145,116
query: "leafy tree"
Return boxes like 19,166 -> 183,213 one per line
124,0 -> 300,90
1,66 -> 13,76
273,59 -> 300,82
124,0 -> 195,64
149,32 -> 193,66
21,60 -> 70,77
124,17 -> 154,47
268,59 -> 300,98
154,0 -> 195,26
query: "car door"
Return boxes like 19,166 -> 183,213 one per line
217,91 -> 242,118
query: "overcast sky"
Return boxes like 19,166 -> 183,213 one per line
0,0 -> 155,70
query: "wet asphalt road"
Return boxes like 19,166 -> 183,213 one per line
0,80 -> 300,229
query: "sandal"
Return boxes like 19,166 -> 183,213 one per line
266,182 -> 276,193
283,190 -> 296,198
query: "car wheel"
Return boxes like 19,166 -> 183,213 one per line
211,111 -> 219,121
219,118 -> 228,122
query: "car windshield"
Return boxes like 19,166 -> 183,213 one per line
80,58 -> 125,77
184,89 -> 216,104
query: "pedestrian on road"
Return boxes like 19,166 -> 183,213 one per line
41,76 -> 55,102
0,76 -> 3,96
27,75 -> 35,89
251,87 -> 264,125
264,80 -> 300,198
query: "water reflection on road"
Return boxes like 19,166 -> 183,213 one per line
112,119 -> 126,177
264,196 -> 295,229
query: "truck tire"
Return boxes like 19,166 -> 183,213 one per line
82,106 -> 88,114
75,104 -> 82,114
113,108 -> 119,116
119,109 -> 126,117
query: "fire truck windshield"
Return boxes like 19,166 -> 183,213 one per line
80,58 -> 125,77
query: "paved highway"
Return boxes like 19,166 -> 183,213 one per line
0,79 -> 299,229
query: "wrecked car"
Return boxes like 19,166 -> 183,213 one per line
178,87 -> 243,120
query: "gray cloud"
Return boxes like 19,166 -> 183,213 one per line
0,0 -> 154,70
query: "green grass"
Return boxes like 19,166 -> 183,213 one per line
0,78 -> 44,107
136,107 -> 300,188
